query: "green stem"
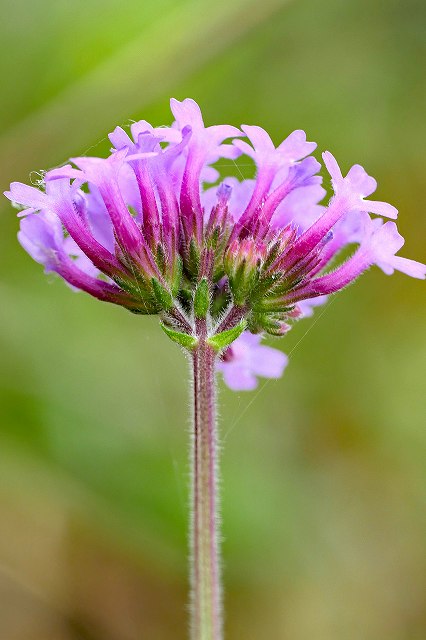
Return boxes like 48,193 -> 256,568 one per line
190,318 -> 222,640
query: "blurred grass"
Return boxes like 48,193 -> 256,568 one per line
0,0 -> 286,185
0,0 -> 425,638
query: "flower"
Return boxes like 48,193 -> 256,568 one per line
323,152 -> 398,218
5,98 -> 424,391
217,332 -> 288,391
290,213 -> 426,301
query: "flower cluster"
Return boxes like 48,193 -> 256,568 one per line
5,99 -> 425,390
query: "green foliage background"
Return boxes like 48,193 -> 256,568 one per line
0,0 -> 425,638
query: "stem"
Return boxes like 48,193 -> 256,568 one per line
216,304 -> 247,333
190,318 -> 222,640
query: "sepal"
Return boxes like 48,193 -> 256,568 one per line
160,323 -> 198,349
187,238 -> 201,278
171,256 -> 183,297
206,319 -> 247,351
151,278 -> 174,311
194,277 -> 210,318
248,311 -> 291,336
259,318 -> 291,336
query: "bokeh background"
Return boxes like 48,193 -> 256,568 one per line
0,0 -> 425,638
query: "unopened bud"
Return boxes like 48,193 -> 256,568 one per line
194,277 -> 210,319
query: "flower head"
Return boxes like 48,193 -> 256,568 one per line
5,98 -> 424,390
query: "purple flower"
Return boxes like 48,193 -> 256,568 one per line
18,209 -> 65,272
284,152 -> 399,268
168,98 -> 241,235
5,97 -> 424,392
271,183 -> 326,233
289,213 -> 426,301
231,127 -> 319,240
365,218 -> 426,278
17,209 -> 141,308
323,152 -> 398,218
217,332 -> 288,391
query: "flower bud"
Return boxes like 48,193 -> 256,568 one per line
224,239 -> 266,305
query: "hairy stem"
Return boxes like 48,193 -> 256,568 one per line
216,304 -> 247,333
190,318 -> 222,640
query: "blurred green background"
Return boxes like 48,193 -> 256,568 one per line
0,0 -> 425,638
